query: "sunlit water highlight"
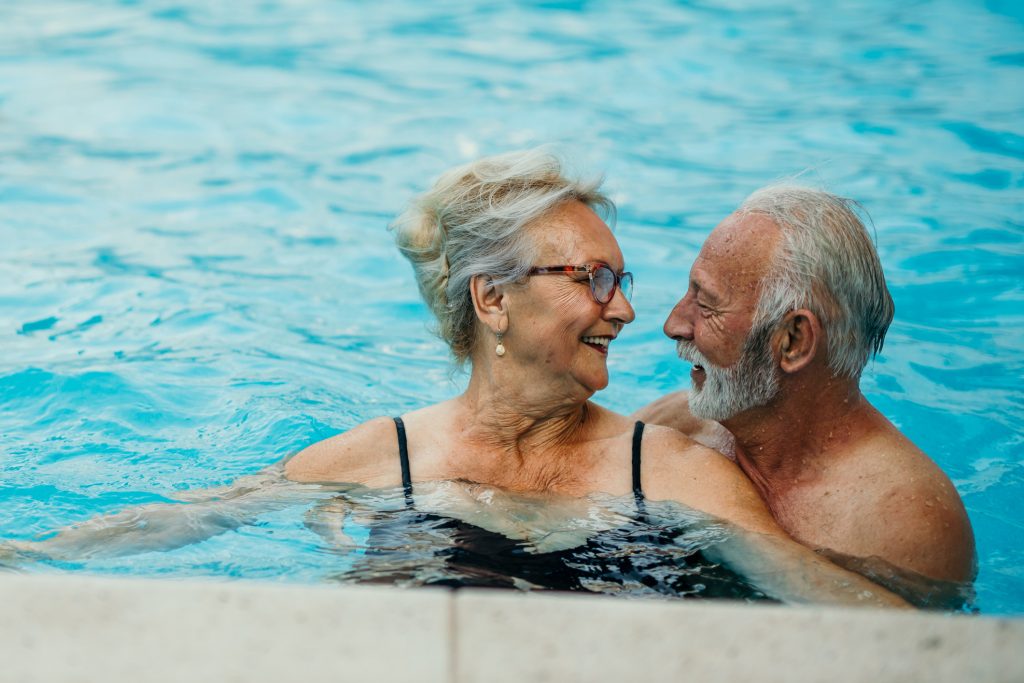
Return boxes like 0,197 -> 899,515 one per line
0,1 -> 1021,612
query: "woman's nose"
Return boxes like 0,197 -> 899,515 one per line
605,286 -> 635,325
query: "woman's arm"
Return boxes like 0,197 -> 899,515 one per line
701,527 -> 909,608
284,416 -> 401,485
6,418 -> 400,562
6,463 -> 328,560
643,429 -> 909,608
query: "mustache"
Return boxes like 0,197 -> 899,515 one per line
675,340 -> 710,367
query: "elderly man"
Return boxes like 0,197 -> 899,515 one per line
635,186 -> 976,594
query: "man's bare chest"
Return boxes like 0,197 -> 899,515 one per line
767,483 -> 865,553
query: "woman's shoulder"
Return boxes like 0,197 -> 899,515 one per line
283,416 -> 403,486
637,423 -> 738,476
639,422 -> 711,456
637,423 -> 775,530
632,391 -> 704,432
585,404 -> 716,456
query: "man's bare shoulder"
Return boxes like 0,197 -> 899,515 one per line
869,434 -> 975,582
633,391 -> 735,455
826,425 -> 976,583
284,417 -> 401,486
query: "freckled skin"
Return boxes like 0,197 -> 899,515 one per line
636,211 -> 977,590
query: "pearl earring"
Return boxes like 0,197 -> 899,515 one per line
495,330 -> 506,357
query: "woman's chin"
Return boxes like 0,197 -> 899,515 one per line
579,372 -> 609,395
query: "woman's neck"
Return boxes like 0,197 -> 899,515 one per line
457,367 -> 593,466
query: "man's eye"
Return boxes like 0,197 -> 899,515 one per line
697,301 -> 716,316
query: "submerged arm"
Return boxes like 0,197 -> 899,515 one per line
646,430 -> 908,608
701,525 -> 909,608
7,462 -> 329,561
6,414 -> 403,563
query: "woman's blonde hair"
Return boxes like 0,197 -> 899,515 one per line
390,148 -> 614,363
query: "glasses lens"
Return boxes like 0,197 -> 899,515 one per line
592,265 -> 616,303
620,272 -> 633,301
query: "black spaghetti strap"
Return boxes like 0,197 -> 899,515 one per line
393,416 -> 414,508
631,421 -> 647,515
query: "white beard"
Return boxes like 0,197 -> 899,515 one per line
676,327 -> 780,422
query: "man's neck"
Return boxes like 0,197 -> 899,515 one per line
723,375 -> 869,499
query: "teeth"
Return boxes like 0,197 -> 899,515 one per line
581,336 -> 610,347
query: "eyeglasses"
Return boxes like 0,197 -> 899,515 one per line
527,263 -> 634,304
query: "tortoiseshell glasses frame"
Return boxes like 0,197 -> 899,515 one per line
527,262 -> 633,304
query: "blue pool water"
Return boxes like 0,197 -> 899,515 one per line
0,1 -> 1021,611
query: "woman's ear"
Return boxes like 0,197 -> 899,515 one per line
470,274 -> 508,332
775,308 -> 822,374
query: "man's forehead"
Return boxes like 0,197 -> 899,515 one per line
692,212 -> 782,293
701,212 -> 781,258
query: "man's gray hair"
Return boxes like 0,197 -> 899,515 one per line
739,185 -> 895,379
390,148 -> 614,363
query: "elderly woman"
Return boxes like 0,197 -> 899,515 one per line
285,149 -> 905,606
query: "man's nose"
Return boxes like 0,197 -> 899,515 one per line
663,297 -> 694,340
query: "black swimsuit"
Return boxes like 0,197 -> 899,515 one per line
393,416 -> 648,513
371,416 -> 766,599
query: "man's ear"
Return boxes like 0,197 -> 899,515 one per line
470,274 -> 508,332
775,308 -> 822,374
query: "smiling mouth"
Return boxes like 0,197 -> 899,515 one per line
690,363 -> 706,385
581,336 -> 611,355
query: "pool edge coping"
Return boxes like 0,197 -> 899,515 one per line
2,572 -> 1022,682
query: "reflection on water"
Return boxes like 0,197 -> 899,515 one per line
1,473 -> 974,609
309,483 -> 767,600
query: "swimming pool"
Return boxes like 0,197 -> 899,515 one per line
0,0 -> 1021,612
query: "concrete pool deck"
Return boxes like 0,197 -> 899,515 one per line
1,574 -> 1021,683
